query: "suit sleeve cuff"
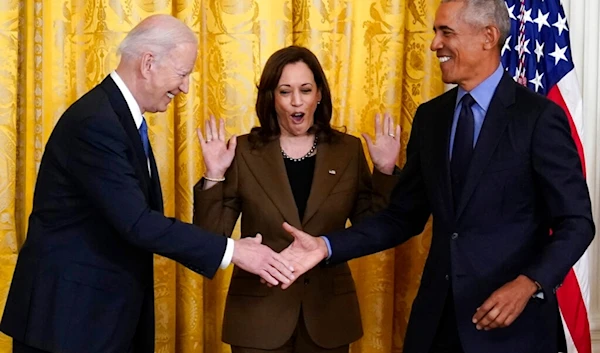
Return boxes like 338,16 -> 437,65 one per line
219,238 -> 234,269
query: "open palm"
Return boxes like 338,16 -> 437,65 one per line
362,113 -> 401,175
197,116 -> 237,177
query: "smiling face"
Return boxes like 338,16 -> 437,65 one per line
430,1 -> 495,91
274,61 -> 322,137
140,42 -> 197,113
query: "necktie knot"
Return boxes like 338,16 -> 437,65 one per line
139,117 -> 150,158
461,93 -> 475,109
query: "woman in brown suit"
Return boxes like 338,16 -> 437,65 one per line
193,46 -> 401,353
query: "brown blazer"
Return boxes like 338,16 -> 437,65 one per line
193,132 -> 398,350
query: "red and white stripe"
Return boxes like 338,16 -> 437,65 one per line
549,68 -> 591,353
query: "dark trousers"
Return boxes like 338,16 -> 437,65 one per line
12,341 -> 50,353
429,291 -> 464,353
13,340 -> 140,353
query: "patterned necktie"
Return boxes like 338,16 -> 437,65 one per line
451,93 -> 476,206
139,117 -> 150,159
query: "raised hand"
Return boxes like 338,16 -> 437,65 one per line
279,222 -> 329,290
232,234 -> 296,286
197,116 -> 237,185
361,113 -> 401,175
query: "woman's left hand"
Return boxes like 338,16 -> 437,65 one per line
361,113 -> 401,175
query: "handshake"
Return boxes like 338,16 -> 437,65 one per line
230,222 -> 328,289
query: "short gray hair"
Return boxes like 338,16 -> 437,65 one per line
442,0 -> 510,49
118,14 -> 198,61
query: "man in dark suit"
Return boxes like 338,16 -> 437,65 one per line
0,14 -> 293,353
278,1 -> 594,352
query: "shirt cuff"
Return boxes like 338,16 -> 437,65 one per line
321,236 -> 332,260
532,280 -> 545,300
219,238 -> 234,269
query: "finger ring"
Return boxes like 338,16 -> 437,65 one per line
206,138 -> 212,142
388,133 -> 395,137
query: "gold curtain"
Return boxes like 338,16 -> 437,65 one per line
0,0 -> 443,352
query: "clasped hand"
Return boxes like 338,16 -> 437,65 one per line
258,223 -> 329,289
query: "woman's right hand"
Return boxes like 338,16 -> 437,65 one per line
197,116 -> 237,180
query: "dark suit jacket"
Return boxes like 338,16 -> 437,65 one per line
0,76 -> 227,353
325,73 -> 594,353
193,133 -> 398,349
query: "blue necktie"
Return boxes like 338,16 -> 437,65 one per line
451,94 -> 475,206
139,117 -> 150,159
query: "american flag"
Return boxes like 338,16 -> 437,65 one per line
501,1 -> 590,353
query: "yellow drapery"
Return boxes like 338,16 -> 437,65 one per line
0,0 -> 443,352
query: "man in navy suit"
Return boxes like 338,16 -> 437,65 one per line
0,14 -> 293,353
279,1 -> 594,352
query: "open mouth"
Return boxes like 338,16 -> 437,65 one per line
438,56 -> 451,63
167,92 -> 175,99
291,112 -> 305,122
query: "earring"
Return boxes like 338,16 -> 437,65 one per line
317,101 -> 321,104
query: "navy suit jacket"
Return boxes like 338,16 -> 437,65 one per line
326,72 -> 594,353
0,76 -> 227,353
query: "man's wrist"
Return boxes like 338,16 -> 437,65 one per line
519,274 -> 542,297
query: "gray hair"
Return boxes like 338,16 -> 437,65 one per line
118,14 -> 198,61
442,0 -> 510,49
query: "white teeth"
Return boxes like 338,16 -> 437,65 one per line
439,56 -> 451,63
167,92 -> 175,99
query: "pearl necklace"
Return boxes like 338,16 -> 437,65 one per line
281,136 -> 318,162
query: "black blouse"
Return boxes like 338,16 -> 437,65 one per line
283,155 -> 316,220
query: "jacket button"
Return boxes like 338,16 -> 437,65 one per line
304,278 -> 310,285
451,232 -> 459,240
445,274 -> 449,281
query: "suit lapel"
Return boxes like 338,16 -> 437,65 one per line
455,73 -> 516,218
148,147 -> 164,212
432,90 -> 457,220
99,76 -> 153,203
241,140 -> 301,228
302,138 -> 353,226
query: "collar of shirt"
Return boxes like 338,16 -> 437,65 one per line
455,63 -> 504,112
110,71 -> 144,129
110,71 -> 151,176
